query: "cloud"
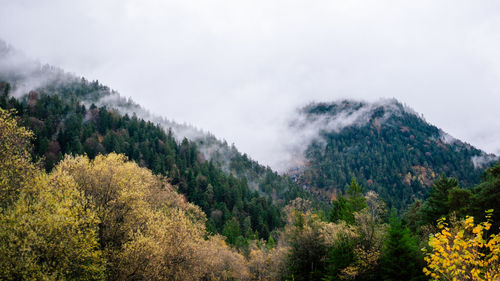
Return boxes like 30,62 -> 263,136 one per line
1,0 -> 500,171
276,99 -> 416,171
471,154 -> 499,169
0,40 -> 75,97
439,131 -> 459,145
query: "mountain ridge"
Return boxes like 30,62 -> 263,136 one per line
287,98 -> 497,209
1,39 -> 496,213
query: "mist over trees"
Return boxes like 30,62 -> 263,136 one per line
293,100 -> 494,210
0,81 -> 296,243
0,74 -> 499,280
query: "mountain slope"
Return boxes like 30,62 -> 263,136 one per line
0,41 -> 317,242
0,80 -> 293,241
289,99 -> 497,210
0,39 -> 309,203
2,39 -> 495,214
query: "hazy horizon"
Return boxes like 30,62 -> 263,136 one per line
1,0 -> 500,169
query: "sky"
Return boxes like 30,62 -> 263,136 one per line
1,0 -> 499,170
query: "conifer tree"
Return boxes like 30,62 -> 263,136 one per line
329,193 -> 353,224
380,211 -> 425,281
421,175 -> 458,225
346,178 -> 366,213
471,160 -> 500,230
324,233 -> 355,281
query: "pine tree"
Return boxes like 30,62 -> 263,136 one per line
346,178 -> 366,213
324,233 -> 355,281
222,217 -> 242,245
421,175 -> 458,225
266,234 -> 275,250
380,211 -> 425,281
328,193 -> 353,224
471,160 -> 500,230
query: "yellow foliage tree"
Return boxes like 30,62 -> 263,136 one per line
57,153 -> 249,281
0,109 -> 268,280
0,174 -> 104,280
0,172 -> 105,280
0,109 -> 105,280
0,108 -> 36,209
247,239 -> 289,281
200,234 -> 250,281
423,210 -> 500,281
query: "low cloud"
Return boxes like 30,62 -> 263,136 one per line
2,42 -> 498,177
0,40 -> 76,97
278,99 -> 416,171
439,131 -> 459,145
0,42 -> 211,152
1,0 -> 500,171
471,154 -> 499,169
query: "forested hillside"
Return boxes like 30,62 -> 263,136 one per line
290,100 -> 496,210
0,40 -> 312,204
1,41 -> 499,280
0,108 -> 252,280
0,40 -> 319,246
2,107 -> 498,280
0,79 -> 307,243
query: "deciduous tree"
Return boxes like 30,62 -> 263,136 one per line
423,211 -> 500,281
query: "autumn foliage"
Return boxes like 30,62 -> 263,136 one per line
2,103 -> 500,281
423,211 -> 500,281
0,109 -> 249,280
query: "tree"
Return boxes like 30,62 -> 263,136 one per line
329,193 -> 353,224
471,161 -> 500,231
339,191 -> 386,280
222,217 -> 242,245
284,199 -> 329,281
324,231 -> 356,281
447,187 -> 472,217
423,211 -> 500,281
421,175 -> 458,225
0,110 -> 105,280
380,211 -> 425,281
55,153 -> 250,281
0,171 -> 105,280
0,108 -> 36,209
117,208 -> 209,280
56,154 -> 205,279
328,179 -> 367,225
346,178 -> 367,214
247,240 -> 289,281
266,234 -> 276,250
201,235 -> 250,281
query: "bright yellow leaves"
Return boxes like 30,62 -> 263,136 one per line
423,211 -> 500,281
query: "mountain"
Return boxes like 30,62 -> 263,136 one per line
287,99 -> 497,210
2,40 -> 500,280
1,39 -> 495,216
0,41 -> 317,243
0,39 -> 310,202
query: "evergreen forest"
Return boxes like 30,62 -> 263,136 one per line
0,74 -> 499,280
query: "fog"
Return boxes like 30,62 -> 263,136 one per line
1,0 -> 499,170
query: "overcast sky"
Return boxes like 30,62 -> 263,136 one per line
1,0 -> 499,169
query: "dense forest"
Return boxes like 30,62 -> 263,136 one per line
0,80 -> 313,245
292,100 -> 495,210
1,106 -> 499,280
0,54 -> 499,280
